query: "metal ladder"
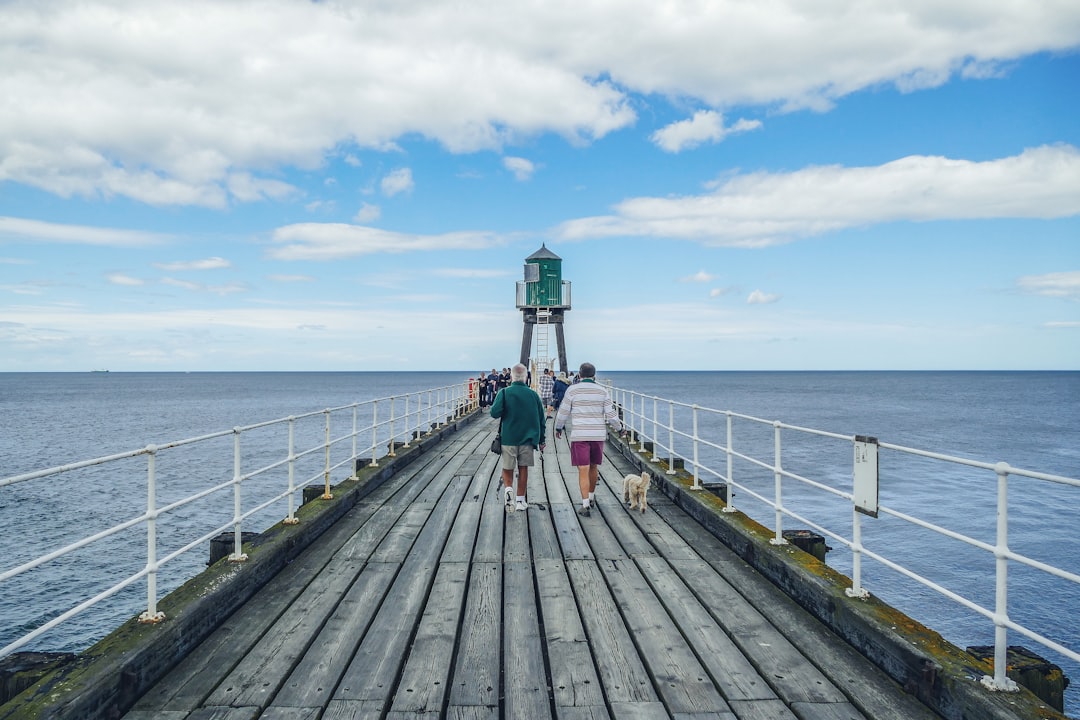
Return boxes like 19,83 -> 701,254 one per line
534,309 -> 552,374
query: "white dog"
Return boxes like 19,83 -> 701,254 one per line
622,471 -> 651,512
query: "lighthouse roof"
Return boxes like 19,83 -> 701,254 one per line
526,244 -> 561,261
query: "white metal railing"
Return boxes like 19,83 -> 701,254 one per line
0,382 -> 477,658
608,383 -> 1080,694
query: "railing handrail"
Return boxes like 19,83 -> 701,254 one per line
0,381 -> 478,658
607,382 -> 1079,695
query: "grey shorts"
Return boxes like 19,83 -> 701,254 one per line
500,444 -> 535,470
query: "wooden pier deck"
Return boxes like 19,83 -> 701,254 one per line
122,416 -> 941,720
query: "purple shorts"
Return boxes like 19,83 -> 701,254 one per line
570,440 -> 604,467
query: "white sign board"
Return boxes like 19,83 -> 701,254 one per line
853,435 -> 879,518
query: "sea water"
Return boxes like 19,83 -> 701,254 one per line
1,371 -> 1077,714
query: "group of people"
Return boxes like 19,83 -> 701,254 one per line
489,361 -> 623,516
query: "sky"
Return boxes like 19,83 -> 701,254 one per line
1,1 -> 1078,373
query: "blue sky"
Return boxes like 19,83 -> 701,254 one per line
1,1 -> 1078,372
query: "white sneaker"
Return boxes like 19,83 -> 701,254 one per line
515,499 -> 528,512
504,485 -> 514,512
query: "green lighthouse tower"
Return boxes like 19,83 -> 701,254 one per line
516,244 -> 571,374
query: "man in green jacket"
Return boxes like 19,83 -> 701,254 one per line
490,363 -> 547,512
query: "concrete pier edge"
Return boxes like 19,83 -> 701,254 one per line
610,431 -> 1067,720
0,410 -> 482,720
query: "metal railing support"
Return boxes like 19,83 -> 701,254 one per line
230,428 -> 248,561
284,417 -> 299,525
321,411 -> 333,500
667,401 -> 676,474
138,446 -> 165,623
983,462 -> 1020,692
723,412 -> 736,513
846,507 -> 869,598
370,401 -> 380,468
770,421 -> 787,546
691,405 -> 701,490
388,396 -> 397,456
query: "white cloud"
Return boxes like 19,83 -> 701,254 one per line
555,145 -> 1080,245
154,257 -> 231,271
651,111 -> 761,153
0,216 -> 166,247
268,223 -> 501,261
1017,271 -> 1080,298
162,277 -> 246,295
503,156 -> 536,181
680,270 -> 714,283
3,1 -> 1076,206
433,268 -> 512,279
381,168 -> 414,197
268,274 -> 315,283
344,154 -> 362,167
747,290 -> 780,304
354,202 -> 382,223
710,287 -> 734,298
107,273 -> 144,286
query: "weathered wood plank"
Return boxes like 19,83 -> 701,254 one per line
535,560 -> 606,712
258,707 -> 321,720
322,699 -> 385,719
503,560 -> 552,720
596,557 -> 731,716
449,562 -> 501,708
472,467 -> 507,563
268,562 -> 397,710
442,477 -> 484,563
551,503 -> 594,560
184,707 -> 259,720
789,701 -> 870,720
634,556 -> 777,702
446,707 -> 500,720
203,558 -> 366,708
391,562 -> 469,713
727,698 -> 799,720
564,560 -> 657,704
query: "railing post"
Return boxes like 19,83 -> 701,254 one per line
651,396 -> 658,458
635,395 -> 643,451
388,396 -> 397,456
427,390 -> 434,432
691,404 -> 701,490
769,421 -> 787,546
284,417 -> 299,525
230,428 -> 248,561
723,411 -> 736,513
321,410 -> 334,499
138,445 -> 165,623
351,404 -> 358,474
667,401 -> 676,475
403,394 -> 412,447
370,400 -> 380,468
982,463 -> 1020,692
847,506 -> 869,598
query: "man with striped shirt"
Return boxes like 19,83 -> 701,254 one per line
553,362 -> 625,516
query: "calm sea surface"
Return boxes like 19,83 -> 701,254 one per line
2,371 -> 1078,714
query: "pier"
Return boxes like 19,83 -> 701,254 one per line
3,407 -> 1067,720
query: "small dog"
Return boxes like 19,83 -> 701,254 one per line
622,471 -> 651,512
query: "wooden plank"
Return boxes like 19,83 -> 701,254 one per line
534,560 -> 605,712
472,465 -> 507,563
333,557 -> 435,702
551,503 -> 594,560
391,562 -> 469,713
528,499 -> 563,560
503,495 -> 531,563
554,708 -> 612,720
258,707 -> 321,720
446,707 -> 499,720
442,476 -> 483,563
607,702 -> 669,719
203,558 -> 367,708
634,556 -> 778,702
503,561 -> 552,720
268,562 -> 397,709
448,562 -> 501,708
184,708 -> 260,720
564,560 -> 657,704
323,699 -> 385,719
596,557 -> 731,716
789,702 -> 869,720
727,698 -> 799,720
